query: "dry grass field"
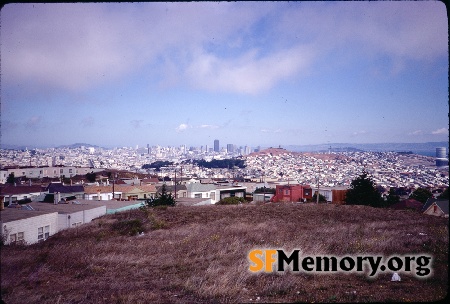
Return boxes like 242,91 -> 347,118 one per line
1,203 -> 448,303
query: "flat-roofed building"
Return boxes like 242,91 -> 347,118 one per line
1,208 -> 58,245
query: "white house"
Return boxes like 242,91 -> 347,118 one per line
186,183 -> 217,202
186,183 -> 247,204
29,202 -> 107,231
1,209 -> 58,245
0,166 -> 103,183
83,185 -> 121,201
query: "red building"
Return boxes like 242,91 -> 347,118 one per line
271,184 -> 313,202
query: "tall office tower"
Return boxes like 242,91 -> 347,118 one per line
147,144 -> 150,154
214,139 -> 219,152
205,145 -> 209,153
227,144 -> 234,153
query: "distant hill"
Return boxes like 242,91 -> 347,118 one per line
284,141 -> 449,155
55,143 -> 101,149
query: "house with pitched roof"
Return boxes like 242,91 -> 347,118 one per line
423,200 -> 449,218
44,182 -> 85,203
114,184 -> 156,200
156,184 -> 187,199
84,185 -> 121,201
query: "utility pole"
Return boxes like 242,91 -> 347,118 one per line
316,166 -> 320,204
262,167 -> 266,203
174,166 -> 177,199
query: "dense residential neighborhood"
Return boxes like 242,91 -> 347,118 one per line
1,144 -> 448,245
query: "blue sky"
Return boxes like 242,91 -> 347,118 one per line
1,2 -> 448,149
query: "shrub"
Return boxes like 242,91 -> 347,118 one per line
110,219 -> 144,236
217,197 -> 246,205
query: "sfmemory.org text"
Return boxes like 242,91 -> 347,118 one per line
248,249 -> 432,277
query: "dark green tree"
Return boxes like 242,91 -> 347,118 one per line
146,184 -> 176,207
6,173 -> 15,185
410,188 -> 433,204
312,193 -> 327,203
438,188 -> 449,199
254,187 -> 276,194
85,172 -> 97,183
345,171 -> 383,207
385,188 -> 400,207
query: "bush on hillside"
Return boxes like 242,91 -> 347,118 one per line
217,196 -> 246,205
111,219 -> 144,236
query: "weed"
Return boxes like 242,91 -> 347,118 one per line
0,204 -> 447,304
111,219 -> 144,236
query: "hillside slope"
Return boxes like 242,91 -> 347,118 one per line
1,204 -> 448,303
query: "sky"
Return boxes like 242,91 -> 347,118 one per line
1,1 -> 448,149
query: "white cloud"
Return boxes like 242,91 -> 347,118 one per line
176,123 -> 189,132
185,45 -> 315,94
260,128 -> 283,133
409,130 -> 423,136
351,130 -> 367,137
431,128 -> 448,135
199,124 -> 219,129
1,2 -> 446,97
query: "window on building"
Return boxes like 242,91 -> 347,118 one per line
38,225 -> 50,242
60,169 -> 63,173
305,191 -> 309,196
69,169 -> 73,173
285,189 -> 290,195
71,222 -> 82,227
11,232 -> 25,244
18,232 -> 24,243
194,193 -> 202,198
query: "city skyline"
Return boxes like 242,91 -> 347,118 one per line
1,2 -> 448,148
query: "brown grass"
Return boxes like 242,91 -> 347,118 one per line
1,203 -> 448,303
